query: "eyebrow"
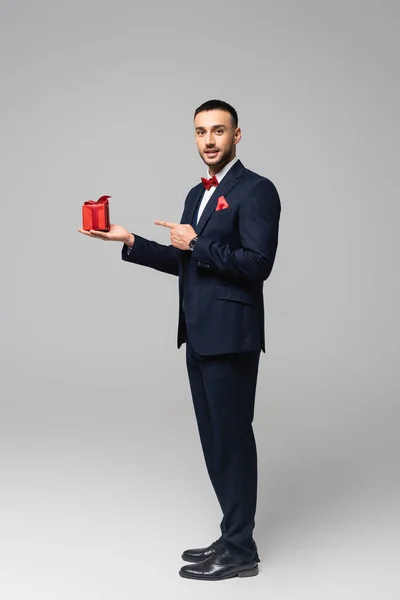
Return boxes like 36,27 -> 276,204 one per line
195,124 -> 227,131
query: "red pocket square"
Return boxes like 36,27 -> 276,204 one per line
215,196 -> 229,211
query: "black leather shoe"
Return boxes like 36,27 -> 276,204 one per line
182,537 -> 259,563
179,546 -> 259,580
181,537 -> 224,563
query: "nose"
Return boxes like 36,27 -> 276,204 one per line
205,132 -> 215,146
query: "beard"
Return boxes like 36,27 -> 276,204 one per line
200,143 -> 235,169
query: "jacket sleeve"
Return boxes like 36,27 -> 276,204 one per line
120,190 -> 195,276
121,234 -> 181,276
191,178 -> 281,282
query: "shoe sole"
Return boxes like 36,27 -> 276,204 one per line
179,564 -> 259,580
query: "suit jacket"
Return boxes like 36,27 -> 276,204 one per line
121,159 -> 281,355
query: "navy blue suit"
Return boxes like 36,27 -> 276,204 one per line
121,159 -> 281,561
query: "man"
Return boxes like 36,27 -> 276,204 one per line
78,99 -> 281,580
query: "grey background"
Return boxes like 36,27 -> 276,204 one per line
3,0 -> 399,598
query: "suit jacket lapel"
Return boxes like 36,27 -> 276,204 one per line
193,159 -> 244,235
184,185 -> 205,226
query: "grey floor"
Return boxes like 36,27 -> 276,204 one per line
1,359 -> 398,600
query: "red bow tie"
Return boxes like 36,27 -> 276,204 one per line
201,174 -> 219,190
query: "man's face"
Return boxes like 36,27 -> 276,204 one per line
194,109 -> 241,173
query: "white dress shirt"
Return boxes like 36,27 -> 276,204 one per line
196,155 -> 239,224
127,155 -> 239,251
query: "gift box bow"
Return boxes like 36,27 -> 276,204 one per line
83,195 -> 111,206
215,196 -> 229,211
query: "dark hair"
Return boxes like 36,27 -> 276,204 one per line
194,99 -> 238,128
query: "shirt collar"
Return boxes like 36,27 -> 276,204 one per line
206,155 -> 239,183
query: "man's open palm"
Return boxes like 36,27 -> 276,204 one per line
77,223 -> 131,243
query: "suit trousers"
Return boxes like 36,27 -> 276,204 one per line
185,331 -> 261,563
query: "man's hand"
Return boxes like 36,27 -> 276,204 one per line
154,221 -> 197,251
77,224 -> 134,246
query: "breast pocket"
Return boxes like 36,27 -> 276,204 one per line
209,207 -> 233,219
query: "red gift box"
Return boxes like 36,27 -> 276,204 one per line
82,195 -> 110,231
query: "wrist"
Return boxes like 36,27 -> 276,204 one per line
188,235 -> 199,251
125,233 -> 135,247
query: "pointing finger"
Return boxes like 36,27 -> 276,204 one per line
154,220 -> 177,228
